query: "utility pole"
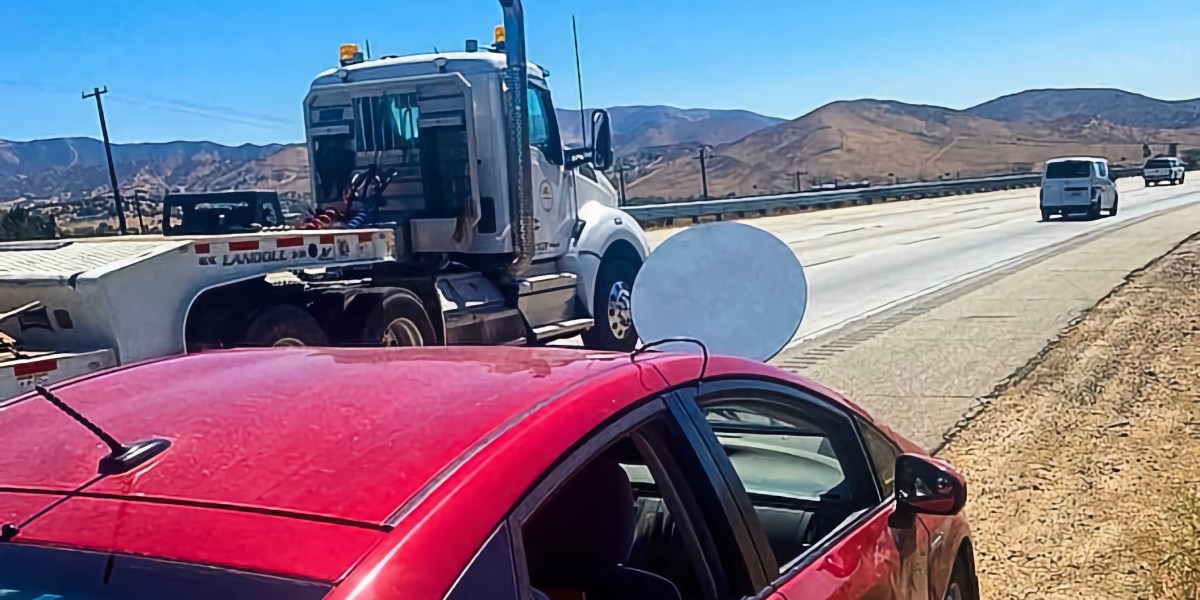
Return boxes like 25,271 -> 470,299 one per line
693,145 -> 713,200
132,189 -> 148,233
617,163 -> 628,206
795,171 -> 802,193
83,86 -> 128,235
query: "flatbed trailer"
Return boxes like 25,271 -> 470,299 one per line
0,228 -> 394,397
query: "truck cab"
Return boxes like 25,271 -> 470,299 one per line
0,2 -> 646,405
301,22 -> 649,350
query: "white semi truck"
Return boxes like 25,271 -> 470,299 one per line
0,0 -> 649,398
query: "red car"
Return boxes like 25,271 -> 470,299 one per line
0,346 -> 977,600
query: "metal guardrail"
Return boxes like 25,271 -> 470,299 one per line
626,167 -> 1144,228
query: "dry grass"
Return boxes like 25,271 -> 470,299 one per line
940,236 -> 1200,599
1157,490 -> 1200,597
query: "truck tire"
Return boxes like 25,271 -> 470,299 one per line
242,304 -> 327,347
362,290 -> 435,347
581,258 -> 639,352
1109,193 -> 1119,216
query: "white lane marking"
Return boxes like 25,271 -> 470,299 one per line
902,235 -> 941,246
821,226 -> 867,237
785,251 -> 1033,349
808,255 -> 852,267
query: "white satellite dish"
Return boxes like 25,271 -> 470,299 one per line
632,221 -> 808,362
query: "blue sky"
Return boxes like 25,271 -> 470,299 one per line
3,0 -> 1197,146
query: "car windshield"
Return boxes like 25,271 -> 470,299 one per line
1045,161 -> 1093,178
0,545 -> 331,600
1146,159 -> 1174,169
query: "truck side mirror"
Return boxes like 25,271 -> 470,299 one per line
591,109 -> 614,171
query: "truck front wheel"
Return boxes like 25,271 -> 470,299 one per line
362,290 -> 435,347
242,304 -> 328,347
581,258 -> 639,352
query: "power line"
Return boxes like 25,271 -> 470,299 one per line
110,94 -> 294,130
1,80 -> 293,128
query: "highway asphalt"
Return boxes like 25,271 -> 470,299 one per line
643,176 -> 1200,346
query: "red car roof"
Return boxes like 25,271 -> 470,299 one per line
1,348 -> 641,521
0,346 -> 909,588
0,348 -> 648,577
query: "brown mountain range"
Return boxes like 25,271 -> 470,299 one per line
0,137 -> 307,205
3,88 -> 1197,206
555,105 -> 785,154
626,91 -> 1200,201
966,88 -> 1200,129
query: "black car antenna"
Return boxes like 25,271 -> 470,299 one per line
33,385 -> 170,476
630,337 -> 711,381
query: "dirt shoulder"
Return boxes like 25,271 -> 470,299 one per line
940,234 -> 1200,599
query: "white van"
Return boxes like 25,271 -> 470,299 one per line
1039,157 -> 1118,221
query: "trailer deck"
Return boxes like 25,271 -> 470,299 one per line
0,229 -> 396,398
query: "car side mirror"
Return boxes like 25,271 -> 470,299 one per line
590,109 -> 614,171
895,454 -> 966,516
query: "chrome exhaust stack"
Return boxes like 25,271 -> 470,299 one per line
499,0 -> 534,277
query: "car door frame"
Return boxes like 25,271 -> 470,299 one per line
672,377 -> 921,598
501,394 -> 765,600
525,80 -> 573,259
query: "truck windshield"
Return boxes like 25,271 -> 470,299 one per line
1045,161 -> 1093,179
1145,159 -> 1173,169
0,545 -> 331,600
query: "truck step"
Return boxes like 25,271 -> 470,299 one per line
516,272 -> 580,330
516,272 -> 578,295
445,305 -> 526,346
532,318 -> 593,340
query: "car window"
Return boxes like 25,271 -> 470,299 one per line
704,403 -> 845,502
444,525 -> 520,600
857,418 -> 901,497
0,545 -> 331,600
353,92 -> 420,153
697,392 -> 874,570
527,86 -> 563,165
1146,159 -> 1173,169
1096,161 -> 1108,178
577,162 -> 599,182
1045,161 -> 1092,178
513,409 -> 758,600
